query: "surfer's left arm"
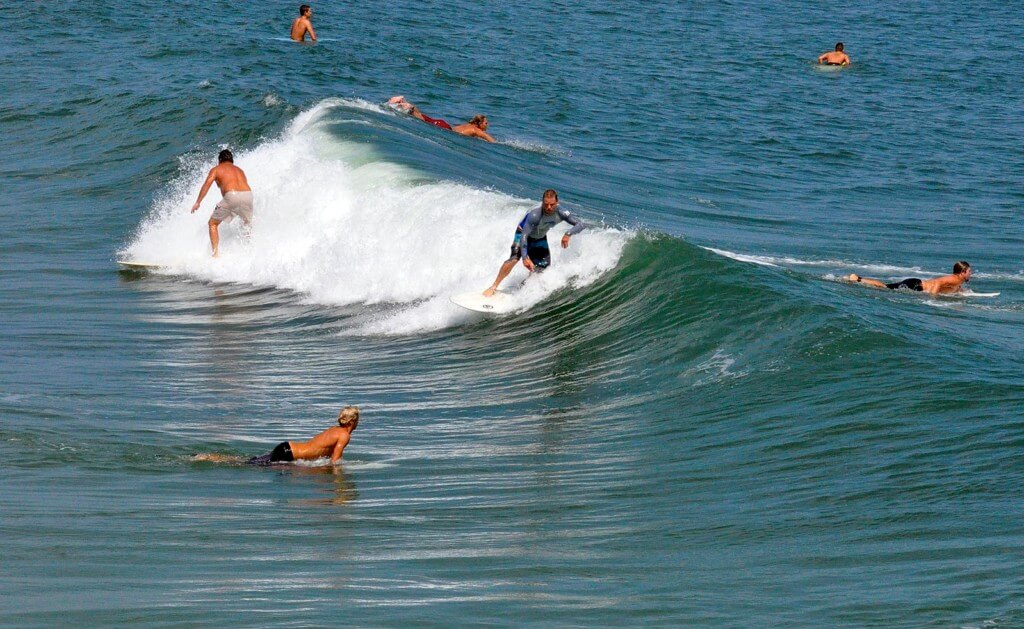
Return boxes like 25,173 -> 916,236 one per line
559,208 -> 585,248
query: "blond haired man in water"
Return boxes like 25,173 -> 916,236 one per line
193,407 -> 360,465
290,4 -> 316,42
848,261 -> 972,295
190,149 -> 253,257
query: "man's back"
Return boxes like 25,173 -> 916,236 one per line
212,162 -> 251,194
922,274 -> 965,295
820,51 -> 849,65
291,17 -> 314,41
291,426 -> 350,460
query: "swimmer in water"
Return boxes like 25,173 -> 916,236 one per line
848,261 -> 973,295
290,4 -> 316,42
483,189 -> 585,296
818,42 -> 850,66
193,406 -> 360,465
388,96 -> 495,142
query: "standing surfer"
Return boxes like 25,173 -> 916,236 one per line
189,149 -> 253,258
483,189 -> 585,297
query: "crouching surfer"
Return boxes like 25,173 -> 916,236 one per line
483,189 -> 585,297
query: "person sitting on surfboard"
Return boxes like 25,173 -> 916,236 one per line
290,4 -> 317,42
387,96 -> 495,142
190,149 -> 253,257
483,189 -> 585,297
193,406 -> 359,466
848,261 -> 972,295
818,42 -> 850,66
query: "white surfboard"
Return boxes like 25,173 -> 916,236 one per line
450,290 -> 518,314
949,291 -> 1000,298
117,260 -> 163,270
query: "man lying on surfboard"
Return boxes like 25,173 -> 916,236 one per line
193,406 -> 359,466
388,96 -> 495,142
483,189 -> 585,297
848,261 -> 973,295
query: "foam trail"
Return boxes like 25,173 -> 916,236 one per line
121,99 -> 631,334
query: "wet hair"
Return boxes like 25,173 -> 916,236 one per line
953,261 -> 970,275
835,42 -> 844,52
542,189 -> 558,201
469,115 -> 487,128
337,406 -> 360,427
299,4 -> 311,15
218,149 -> 233,163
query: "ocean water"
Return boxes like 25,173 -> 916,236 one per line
2,0 -> 1023,625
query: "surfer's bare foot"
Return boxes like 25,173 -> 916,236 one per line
482,287 -> 496,297
212,251 -> 220,258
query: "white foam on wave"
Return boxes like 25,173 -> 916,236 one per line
121,98 -> 631,334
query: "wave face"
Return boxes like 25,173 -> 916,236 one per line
122,99 -> 630,333
4,0 -> 1024,626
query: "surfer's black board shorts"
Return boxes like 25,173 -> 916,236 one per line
248,441 -> 294,466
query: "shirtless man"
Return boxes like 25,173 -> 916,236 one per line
848,261 -> 972,295
818,42 -> 850,66
388,96 -> 495,142
483,189 -> 585,296
190,149 -> 253,257
193,406 -> 360,466
290,4 -> 316,42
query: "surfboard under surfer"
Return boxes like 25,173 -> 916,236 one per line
848,261 -> 972,295
189,149 -> 253,257
483,189 -> 585,297
193,406 -> 360,466
388,96 -> 495,142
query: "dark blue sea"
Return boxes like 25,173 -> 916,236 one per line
2,0 -> 1023,624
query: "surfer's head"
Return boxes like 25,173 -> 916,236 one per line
337,406 -> 360,428
299,4 -> 311,17
835,42 -> 844,52
469,115 -> 488,130
542,189 -> 558,213
953,261 -> 971,281
218,149 -> 233,163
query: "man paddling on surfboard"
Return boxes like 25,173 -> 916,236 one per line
848,261 -> 973,295
388,96 -> 496,142
193,406 -> 359,466
483,189 -> 585,297
190,149 -> 253,257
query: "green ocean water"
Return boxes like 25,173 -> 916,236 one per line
1,0 -> 1023,624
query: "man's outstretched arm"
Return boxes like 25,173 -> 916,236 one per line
191,169 -> 217,213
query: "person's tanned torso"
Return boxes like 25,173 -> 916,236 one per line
920,274 -> 966,295
212,163 -> 251,194
289,426 -> 351,460
291,17 -> 314,41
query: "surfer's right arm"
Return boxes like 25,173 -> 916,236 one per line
190,168 -> 217,213
518,209 -> 541,270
